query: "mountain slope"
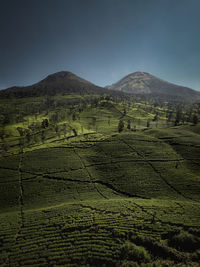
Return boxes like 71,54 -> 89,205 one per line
0,71 -> 109,98
106,71 -> 200,102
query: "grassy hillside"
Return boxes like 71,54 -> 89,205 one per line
0,92 -> 200,266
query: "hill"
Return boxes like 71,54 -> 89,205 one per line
106,71 -> 200,102
0,71 -> 111,98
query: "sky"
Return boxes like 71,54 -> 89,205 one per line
1,0 -> 200,90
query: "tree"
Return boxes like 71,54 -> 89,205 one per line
192,115 -> 198,125
146,120 -> 150,128
72,113 -> 76,121
152,114 -> 158,121
166,111 -> 173,123
127,119 -> 131,130
41,119 -> 49,128
19,137 -> 24,147
63,123 -> 67,137
49,112 -> 58,124
25,131 -> 31,143
0,128 -> 5,141
0,115 -> 5,125
17,127 -> 24,137
123,107 -> 126,115
72,128 -> 77,137
55,125 -> 59,134
92,117 -> 96,127
174,109 -> 182,126
44,96 -> 54,109
33,134 -> 38,144
2,142 -> 9,152
41,130 -> 45,143
118,120 -> 124,133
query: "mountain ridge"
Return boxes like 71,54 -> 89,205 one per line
1,70 -> 200,102
0,71 -> 107,98
106,71 -> 200,102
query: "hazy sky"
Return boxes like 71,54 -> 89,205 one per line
1,0 -> 200,90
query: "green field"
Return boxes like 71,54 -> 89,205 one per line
0,95 -> 200,266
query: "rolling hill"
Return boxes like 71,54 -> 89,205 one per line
106,71 -> 200,102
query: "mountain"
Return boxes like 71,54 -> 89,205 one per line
106,71 -> 200,102
0,71 -> 109,98
38,71 -> 93,86
1,70 -> 200,102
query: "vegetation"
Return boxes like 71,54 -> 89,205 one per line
0,80 -> 200,266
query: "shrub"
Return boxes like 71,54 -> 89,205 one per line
150,241 -> 183,261
192,249 -> 200,261
120,242 -> 150,263
188,227 -> 200,237
131,234 -> 155,248
118,120 -> 124,133
169,230 -> 200,252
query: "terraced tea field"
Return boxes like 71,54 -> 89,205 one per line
1,126 -> 200,266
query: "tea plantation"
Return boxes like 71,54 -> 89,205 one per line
1,125 -> 200,266
1,94 -> 200,266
